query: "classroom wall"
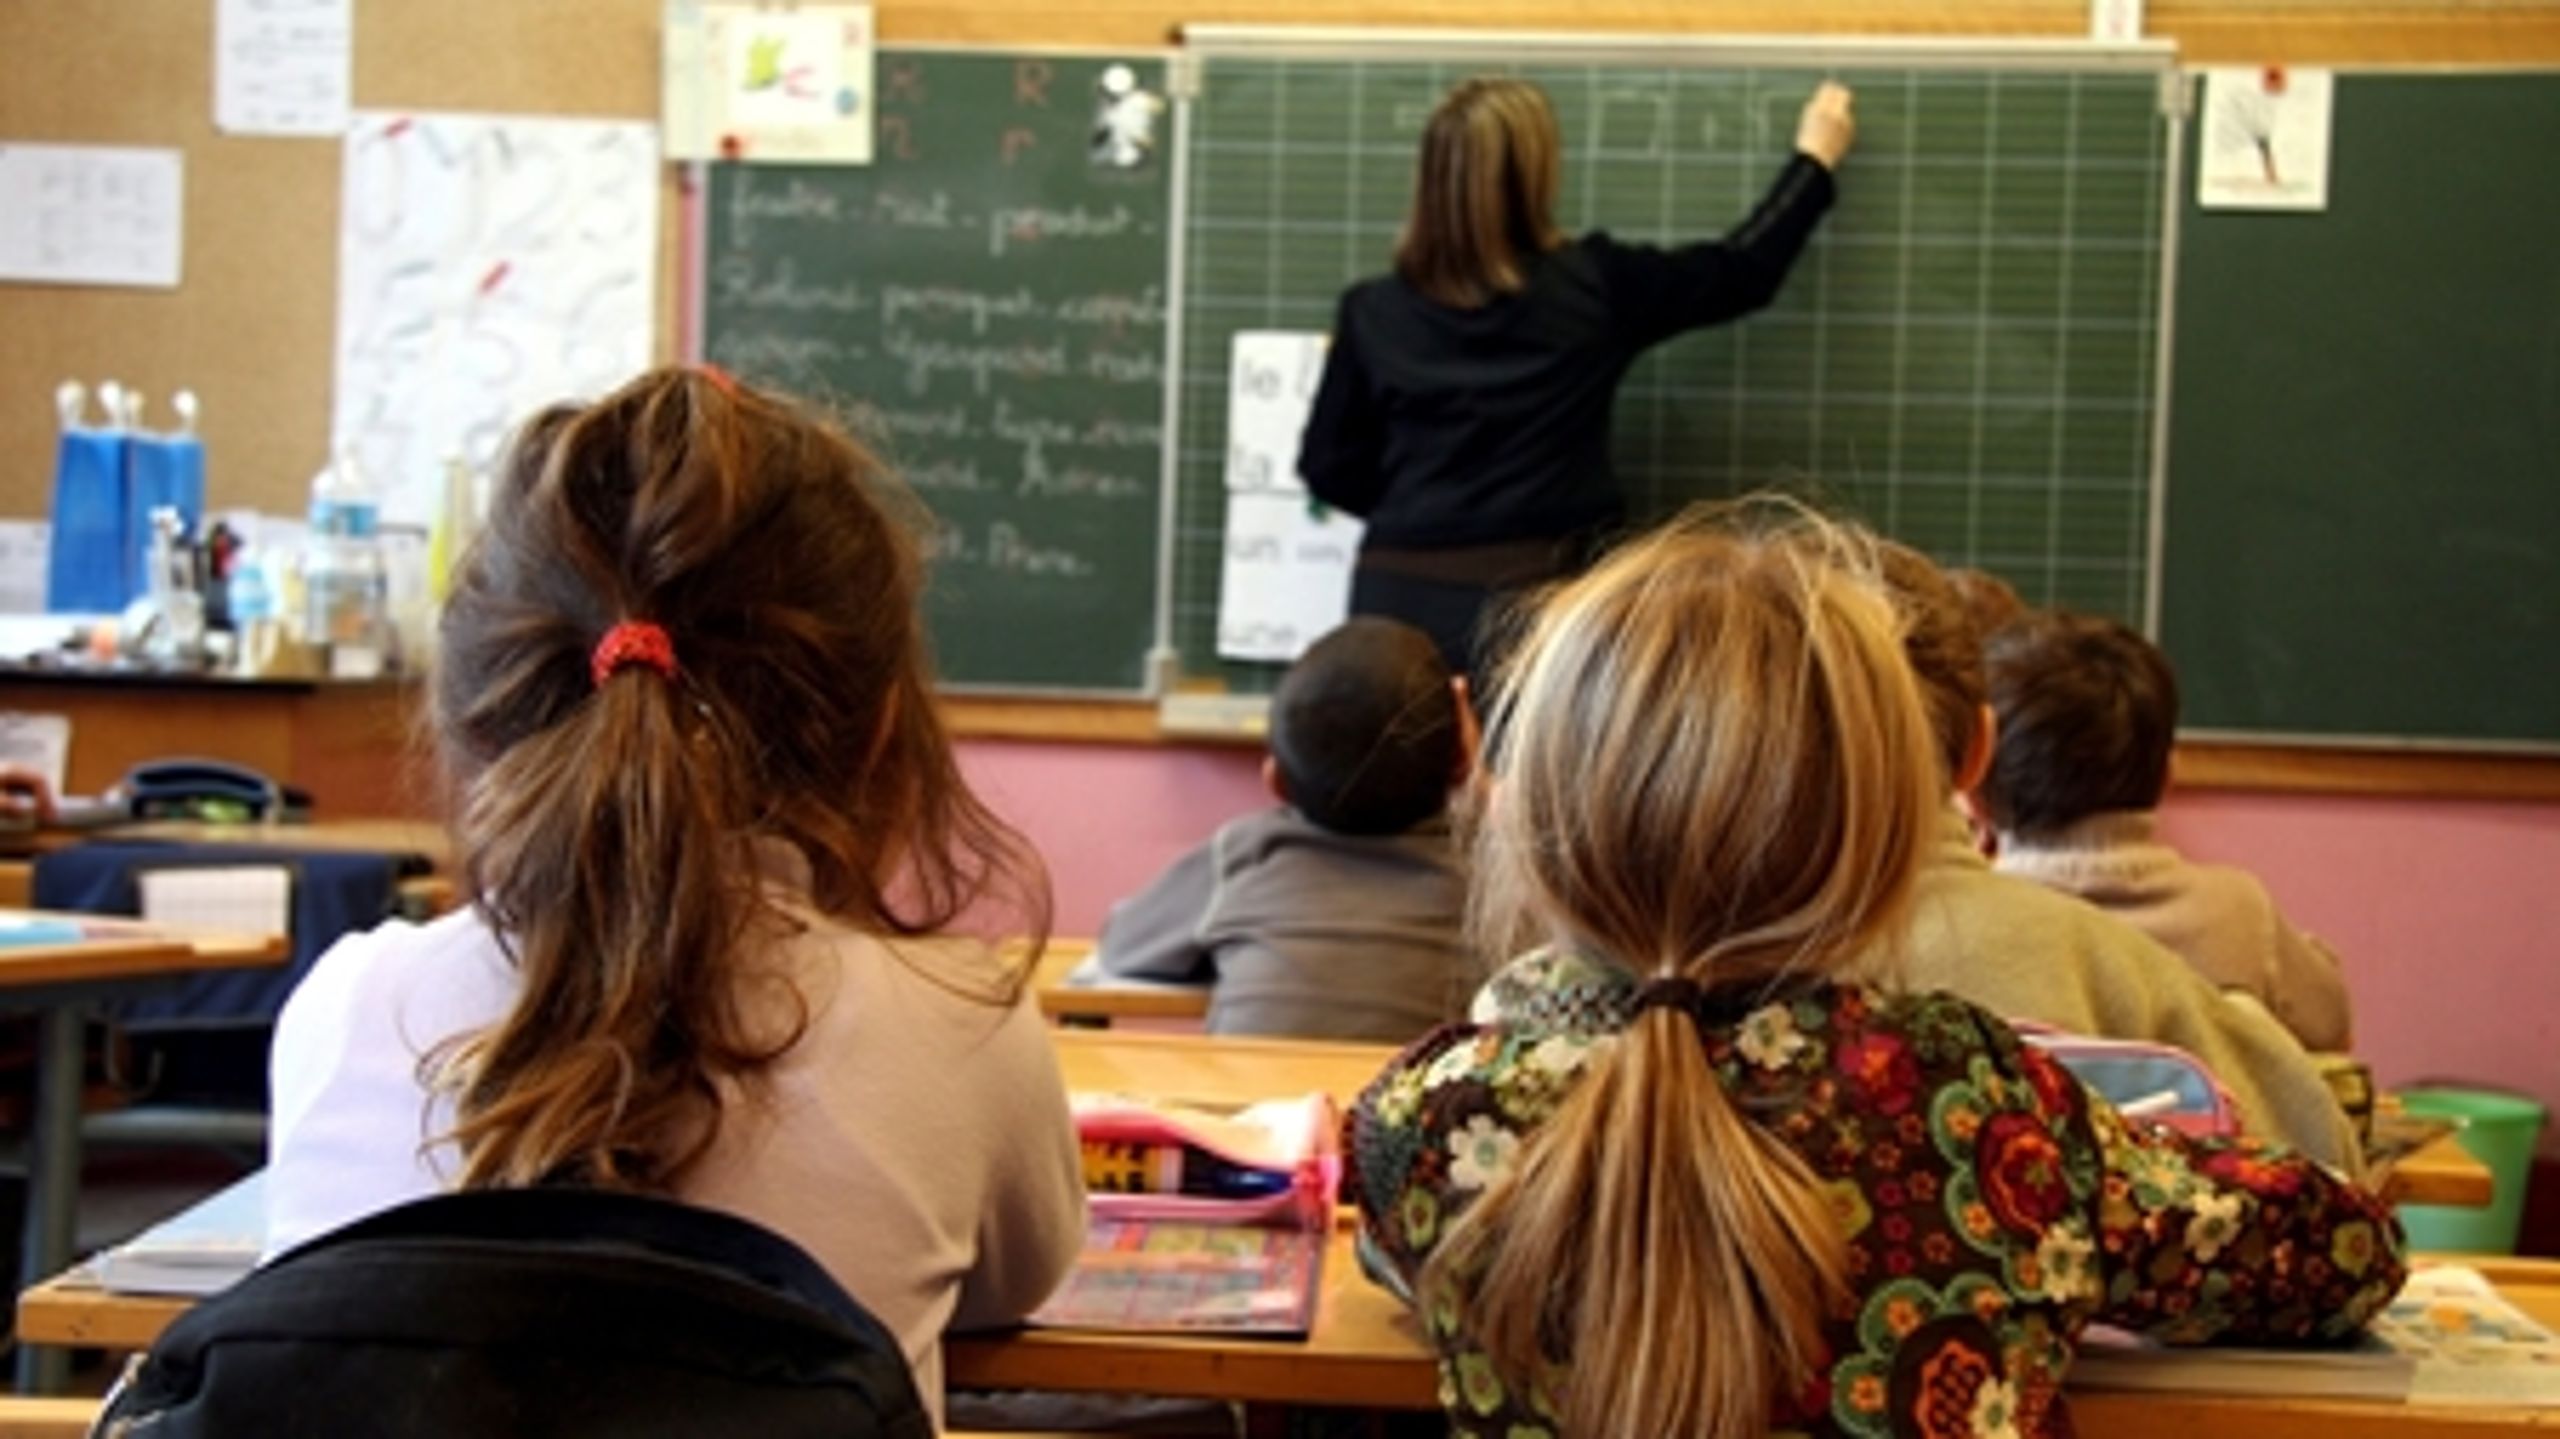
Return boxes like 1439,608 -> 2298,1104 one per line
7,0 -> 2559,520
11,0 -> 2558,1128
961,736 -> 2560,1121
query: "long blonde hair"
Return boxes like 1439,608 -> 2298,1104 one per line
1432,503 -> 1944,1437
1395,77 -> 1569,308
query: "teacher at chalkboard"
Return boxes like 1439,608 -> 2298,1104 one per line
1298,76 -> 1856,682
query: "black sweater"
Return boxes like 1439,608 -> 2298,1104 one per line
1297,154 -> 1837,551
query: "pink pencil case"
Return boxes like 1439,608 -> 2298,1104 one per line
1072,1092 -> 1342,1228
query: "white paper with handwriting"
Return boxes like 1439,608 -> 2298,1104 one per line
333,113 -> 659,527
216,0 -> 352,137
0,144 -> 183,289
1215,331 -> 1359,663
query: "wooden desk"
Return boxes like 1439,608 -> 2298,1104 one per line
1028,941 -> 1212,1026
16,1028 -> 2530,1433
100,819 -> 452,868
0,910 -> 286,1393
1048,1029 -> 1395,1110
2393,1128 -> 2498,1211
34,1247 -> 2560,1434
948,1255 -> 2560,1433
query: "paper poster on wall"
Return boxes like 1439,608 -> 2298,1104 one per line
1222,331 -> 1328,497
2198,67 -> 2334,211
333,113 -> 659,529
0,145 -> 183,289
664,2 -> 875,163
1215,331 -> 1357,662
1216,493 -> 1363,663
0,522 -> 47,614
0,712 -> 70,801
215,0 -> 353,137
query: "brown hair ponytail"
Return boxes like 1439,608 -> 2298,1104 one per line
1431,503 -> 1943,1436
430,368 -> 1047,1190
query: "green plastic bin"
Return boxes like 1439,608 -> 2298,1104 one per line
2394,1087 -> 2547,1254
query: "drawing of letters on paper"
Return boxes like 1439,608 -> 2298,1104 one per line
1216,493 -> 1362,663
0,145 -> 184,289
216,0 -> 353,137
1216,332 -> 1358,663
333,114 -> 659,528
1222,331 -> 1327,496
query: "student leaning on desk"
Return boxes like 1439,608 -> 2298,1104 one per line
1347,504 -> 2405,1439
1850,541 -> 2362,1172
254,368 -> 1083,1428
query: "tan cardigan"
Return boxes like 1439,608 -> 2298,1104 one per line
1995,810 -> 2353,1053
1870,808 -> 2361,1174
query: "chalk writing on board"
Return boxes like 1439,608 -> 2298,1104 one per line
699,52 -> 1172,690
335,113 -> 658,528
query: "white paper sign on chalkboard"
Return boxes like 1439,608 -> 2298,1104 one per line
1216,331 -> 1359,663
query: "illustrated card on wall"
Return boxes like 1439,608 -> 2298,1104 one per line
215,0 -> 353,137
2198,67 -> 2334,211
664,2 -> 875,164
0,144 -> 183,289
333,113 -> 659,529
1216,332 -> 1359,662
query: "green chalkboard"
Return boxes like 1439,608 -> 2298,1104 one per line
701,50 -> 1172,692
2161,72 -> 2560,747
1174,49 -> 2173,691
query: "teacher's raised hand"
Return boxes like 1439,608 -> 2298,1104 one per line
1796,81 -> 1857,171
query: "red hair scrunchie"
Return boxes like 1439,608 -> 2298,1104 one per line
591,620 -> 680,689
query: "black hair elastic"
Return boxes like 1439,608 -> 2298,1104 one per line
1629,975 -> 1706,1015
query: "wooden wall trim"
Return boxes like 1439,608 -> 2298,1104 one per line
7,673 -> 2555,799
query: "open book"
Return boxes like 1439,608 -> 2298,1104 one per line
90,1171 -> 265,1298
2071,1265 -> 2560,1407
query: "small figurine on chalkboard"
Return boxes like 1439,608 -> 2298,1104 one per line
1090,64 -> 1164,170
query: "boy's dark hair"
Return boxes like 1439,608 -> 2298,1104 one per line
1270,618 -> 1461,836
1981,610 -> 2181,838
1873,541 -> 1987,784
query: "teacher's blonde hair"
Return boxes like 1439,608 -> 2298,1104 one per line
1396,77 -> 1569,308
1433,502 -> 1944,1437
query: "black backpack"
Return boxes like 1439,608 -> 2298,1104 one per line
98,1188 -> 934,1438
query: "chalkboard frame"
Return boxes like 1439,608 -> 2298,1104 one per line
1170,26 -> 2187,699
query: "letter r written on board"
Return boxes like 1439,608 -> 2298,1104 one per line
1016,61 -> 1052,108
1002,128 -> 1038,166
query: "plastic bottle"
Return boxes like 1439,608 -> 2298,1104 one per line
1079,1140 -> 1294,1198
302,449 -> 392,677
123,389 -> 206,606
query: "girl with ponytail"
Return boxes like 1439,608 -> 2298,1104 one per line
1348,504 -> 2406,1438
266,367 -> 1083,1421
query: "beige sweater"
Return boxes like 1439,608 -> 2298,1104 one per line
269,897 -> 1086,1424
1865,808 -> 2361,1173
1994,811 -> 2353,1053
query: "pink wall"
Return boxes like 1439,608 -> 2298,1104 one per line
961,737 -> 2560,1126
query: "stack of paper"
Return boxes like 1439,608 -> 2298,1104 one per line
2071,1265 -> 2560,1407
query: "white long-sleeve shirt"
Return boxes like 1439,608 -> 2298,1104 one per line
267,897 -> 1085,1424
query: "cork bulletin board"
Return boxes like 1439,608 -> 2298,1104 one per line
0,0 -> 676,521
